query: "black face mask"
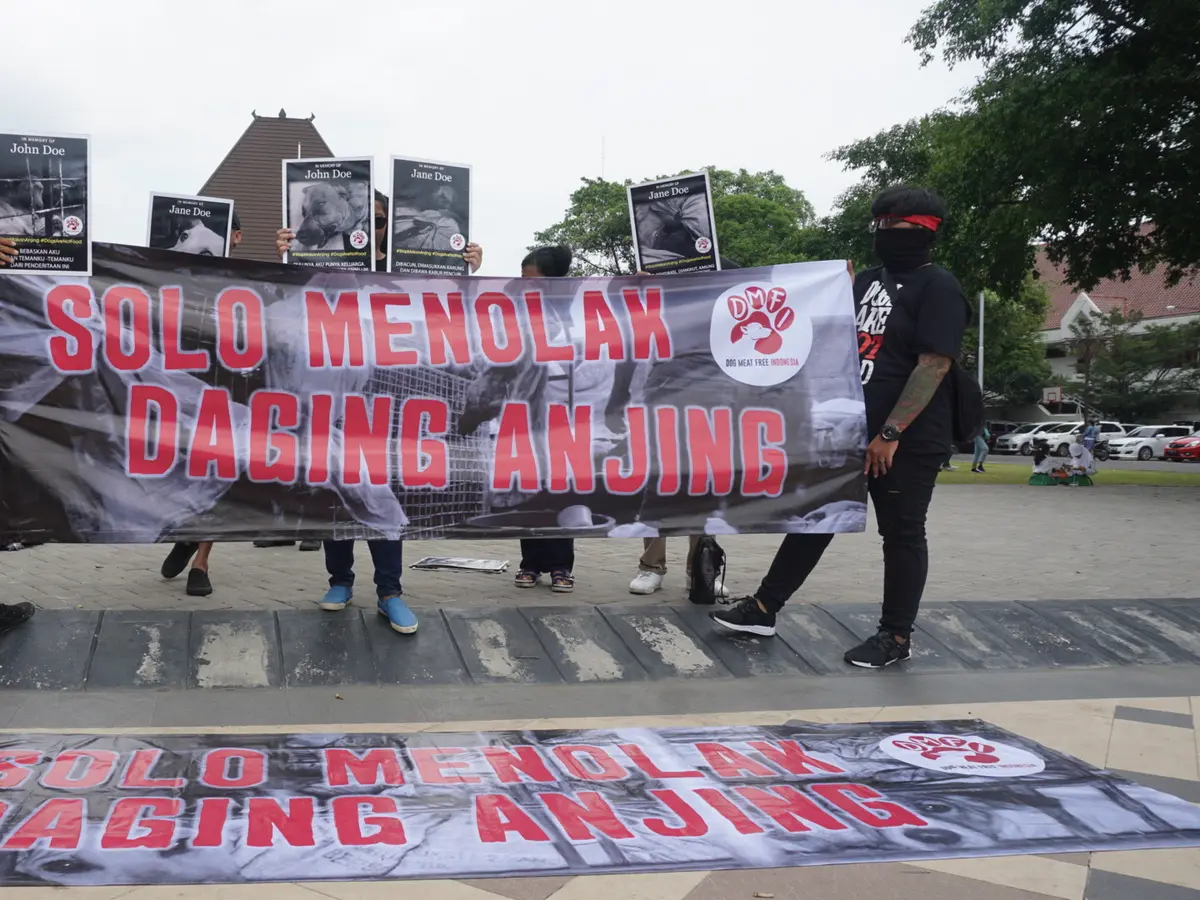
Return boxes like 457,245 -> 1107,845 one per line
873,227 -> 935,272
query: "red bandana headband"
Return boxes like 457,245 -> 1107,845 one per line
876,214 -> 942,232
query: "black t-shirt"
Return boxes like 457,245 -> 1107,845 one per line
855,264 -> 968,454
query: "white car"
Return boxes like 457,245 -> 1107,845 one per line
994,423 -> 1051,455
1107,425 -> 1198,461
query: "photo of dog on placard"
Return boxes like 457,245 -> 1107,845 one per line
282,157 -> 374,269
147,193 -> 233,258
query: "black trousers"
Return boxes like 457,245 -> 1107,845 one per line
756,452 -> 942,637
519,539 -> 575,573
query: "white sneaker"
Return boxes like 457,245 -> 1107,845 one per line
686,575 -> 730,600
629,570 -> 664,595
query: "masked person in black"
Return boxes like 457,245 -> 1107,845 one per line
712,186 -> 968,668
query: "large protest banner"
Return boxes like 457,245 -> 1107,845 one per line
0,721 -> 1198,887
0,244 -> 867,543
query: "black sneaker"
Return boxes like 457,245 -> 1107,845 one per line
186,568 -> 213,597
161,542 -> 198,579
298,540 -> 321,552
710,596 -> 777,636
0,602 -> 35,635
845,629 -> 911,668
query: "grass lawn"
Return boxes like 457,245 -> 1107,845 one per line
938,462 -> 1200,487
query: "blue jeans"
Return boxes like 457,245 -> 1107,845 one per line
972,435 -> 989,466
324,540 -> 403,598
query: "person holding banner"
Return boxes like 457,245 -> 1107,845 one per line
712,186 -> 968,669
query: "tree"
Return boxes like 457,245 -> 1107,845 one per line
532,168 -> 816,274
1068,311 -> 1200,420
909,0 -> 1200,290
962,277 -> 1053,405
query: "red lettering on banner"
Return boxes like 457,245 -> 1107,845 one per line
249,391 -> 300,483
480,746 -> 556,784
695,743 -> 775,779
126,385 -> 180,477
200,749 -> 267,789
411,748 -> 481,785
46,284 -> 95,372
102,285 -> 152,371
694,788 -> 765,834
331,796 -> 407,846
190,797 -> 231,848
399,399 -> 449,489
342,395 -> 393,486
582,290 -> 625,360
539,791 -> 634,841
604,406 -> 650,494
547,404 -> 594,493
747,741 -> 845,776
423,292 -> 470,365
246,797 -> 316,848
41,750 -> 118,790
493,403 -> 539,491
740,409 -> 787,497
1,798 -> 84,850
686,407 -> 735,495
188,388 -> 238,480
736,786 -> 848,833
655,407 -> 681,494
809,783 -> 928,828
475,292 -> 524,364
215,288 -> 265,370
307,393 -> 334,483
322,749 -> 406,787
619,744 -> 702,779
160,287 -> 209,371
643,789 -> 709,838
621,286 -> 672,360
552,746 -> 627,782
526,292 -> 573,363
119,749 -> 185,790
306,290 -> 364,367
101,797 -> 182,850
370,293 -> 418,366
475,794 -> 550,843
0,752 -> 41,789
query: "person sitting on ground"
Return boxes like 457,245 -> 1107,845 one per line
1067,433 -> 1096,480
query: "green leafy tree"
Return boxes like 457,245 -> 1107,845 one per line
962,277 -> 1053,405
1068,311 -> 1200,420
533,168 -> 816,274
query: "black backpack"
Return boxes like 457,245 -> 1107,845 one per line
688,537 -> 726,606
880,268 -> 985,443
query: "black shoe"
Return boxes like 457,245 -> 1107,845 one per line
298,540 -> 321,552
977,465 -> 986,473
0,602 -> 35,635
710,596 -> 777,636
186,568 -> 213,597
161,542 -> 198,579
253,540 -> 295,548
844,629 -> 911,668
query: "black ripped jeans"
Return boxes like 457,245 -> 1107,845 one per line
755,452 -> 942,637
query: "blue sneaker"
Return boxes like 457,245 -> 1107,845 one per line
378,595 -> 418,634
318,585 -> 352,611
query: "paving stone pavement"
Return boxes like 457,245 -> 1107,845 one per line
1,485 -> 1195,614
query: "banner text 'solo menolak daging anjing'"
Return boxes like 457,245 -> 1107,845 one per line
0,244 -> 868,543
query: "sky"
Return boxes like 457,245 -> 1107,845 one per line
4,0 -> 980,275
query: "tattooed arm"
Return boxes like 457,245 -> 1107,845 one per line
886,352 -> 954,433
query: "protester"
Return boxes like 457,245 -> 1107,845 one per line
622,257 -> 742,598
1067,433 -> 1096,483
158,211 -> 245,596
512,245 -> 577,593
712,185 -> 968,669
273,190 -> 482,633
971,425 -> 991,473
1082,418 -> 1099,451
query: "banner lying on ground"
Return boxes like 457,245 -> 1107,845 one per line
0,244 -> 867,543
0,722 -> 1197,887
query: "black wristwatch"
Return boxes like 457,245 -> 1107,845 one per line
880,424 -> 901,443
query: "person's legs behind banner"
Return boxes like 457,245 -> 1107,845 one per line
516,539 -> 575,593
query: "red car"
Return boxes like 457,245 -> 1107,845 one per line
1164,434 -> 1200,461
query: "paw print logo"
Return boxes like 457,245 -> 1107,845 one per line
890,736 -> 1001,764
727,286 -> 795,356
695,236 -> 712,254
62,215 -> 83,237
880,732 -> 1045,778
449,233 -> 466,252
348,229 -> 369,250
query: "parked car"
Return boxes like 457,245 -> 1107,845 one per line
993,423 -> 1054,456
1052,421 -> 1128,457
953,420 -> 1023,454
1164,434 -> 1200,462
1108,425 -> 1197,461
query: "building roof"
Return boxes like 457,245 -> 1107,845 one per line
199,110 -> 334,262
1037,249 -> 1200,332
